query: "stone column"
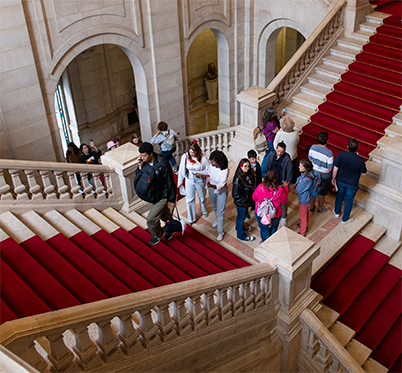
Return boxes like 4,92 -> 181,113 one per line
101,142 -> 148,213
255,227 -> 321,373
344,0 -> 372,36
365,136 -> 402,241
230,86 -> 276,163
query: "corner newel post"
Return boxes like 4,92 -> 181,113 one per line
255,227 -> 321,373
230,86 -> 276,163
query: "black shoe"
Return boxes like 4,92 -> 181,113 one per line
164,232 -> 173,241
149,236 -> 161,245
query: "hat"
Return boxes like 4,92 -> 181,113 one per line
107,141 -> 116,150
139,142 -> 154,155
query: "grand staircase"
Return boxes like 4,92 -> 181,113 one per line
0,208 -> 250,324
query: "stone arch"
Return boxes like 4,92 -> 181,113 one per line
257,19 -> 308,88
183,23 -> 232,129
47,34 -> 151,160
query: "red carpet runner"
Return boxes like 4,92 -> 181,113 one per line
311,233 -> 402,369
298,11 -> 402,161
0,225 -> 249,325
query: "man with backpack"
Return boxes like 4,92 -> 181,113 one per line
150,121 -> 179,172
308,131 -> 333,215
134,142 -> 177,245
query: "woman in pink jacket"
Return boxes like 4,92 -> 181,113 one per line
252,170 -> 289,242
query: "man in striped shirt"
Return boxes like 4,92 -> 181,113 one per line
308,131 -> 333,214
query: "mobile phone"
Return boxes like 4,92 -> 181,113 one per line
138,157 -> 143,163
282,108 -> 286,115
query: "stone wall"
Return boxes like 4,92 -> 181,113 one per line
0,0 -> 332,162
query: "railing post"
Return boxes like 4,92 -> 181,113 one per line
365,136 -> 402,241
344,0 -> 371,36
230,86 -> 276,163
255,227 -> 321,373
101,142 -> 146,213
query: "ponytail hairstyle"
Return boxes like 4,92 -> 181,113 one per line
299,159 -> 313,177
262,170 -> 279,191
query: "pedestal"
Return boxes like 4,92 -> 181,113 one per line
255,227 -> 321,373
205,78 -> 218,104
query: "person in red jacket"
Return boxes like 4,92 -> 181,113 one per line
252,170 -> 289,242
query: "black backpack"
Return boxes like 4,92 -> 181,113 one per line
133,163 -> 162,203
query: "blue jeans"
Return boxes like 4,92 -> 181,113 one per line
209,188 -> 228,234
235,206 -> 248,240
256,215 -> 281,242
334,181 -> 359,222
161,149 -> 177,169
261,141 -> 274,177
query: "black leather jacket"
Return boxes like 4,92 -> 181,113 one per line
232,174 -> 254,208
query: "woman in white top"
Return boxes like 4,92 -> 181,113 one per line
197,150 -> 229,242
177,141 -> 209,224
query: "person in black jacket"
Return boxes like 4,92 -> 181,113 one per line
232,158 -> 255,241
134,142 -> 177,245
79,142 -> 102,186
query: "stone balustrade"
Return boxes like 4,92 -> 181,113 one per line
0,262 -> 278,372
0,159 -> 120,214
267,0 -> 347,108
299,309 -> 365,373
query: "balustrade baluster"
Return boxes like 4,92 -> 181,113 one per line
9,169 -> 29,200
39,170 -> 57,199
304,328 -> 319,358
54,170 -> 70,200
261,276 -> 273,304
72,325 -> 102,370
46,333 -> 75,372
216,287 -> 232,321
80,173 -> 95,199
217,133 -> 223,152
103,172 -> 113,196
118,311 -> 142,355
241,281 -> 255,312
173,299 -> 192,336
253,278 -> 265,308
314,342 -> 332,372
188,294 -> 206,330
0,169 -> 13,200
202,291 -> 219,326
67,171 -> 82,199
230,284 -> 243,316
22,170 -> 43,200
92,172 -> 106,199
96,319 -> 123,362
156,303 -> 176,342
329,358 -> 343,373
8,340 -> 47,372
138,309 -> 160,348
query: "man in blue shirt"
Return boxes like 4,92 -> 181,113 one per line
308,131 -> 333,214
332,138 -> 367,224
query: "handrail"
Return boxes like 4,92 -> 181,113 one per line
268,0 -> 347,105
0,262 -> 277,372
299,309 -> 365,373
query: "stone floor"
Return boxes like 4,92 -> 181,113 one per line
175,165 -> 401,269
188,101 -> 219,135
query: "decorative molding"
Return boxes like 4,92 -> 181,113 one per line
182,0 -> 230,39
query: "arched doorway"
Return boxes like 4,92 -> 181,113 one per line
266,27 -> 306,85
54,44 -> 140,155
187,29 -> 219,135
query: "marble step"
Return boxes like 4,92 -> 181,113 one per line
359,221 -> 387,244
355,188 -> 370,209
359,21 -> 378,33
385,123 -> 402,138
389,246 -> 402,271
374,235 -> 402,262
362,357 -> 388,373
300,82 -> 331,100
292,92 -> 324,110
366,159 -> 381,179
330,45 -> 359,60
352,29 -> 374,41
345,339 -> 372,367
0,211 -> 36,243
316,304 -> 339,329
308,72 -> 339,90
369,148 -> 382,163
337,36 -> 366,52
323,54 -> 354,70
329,321 -> 355,347
285,101 -> 316,121
392,112 -> 402,127
366,12 -> 390,26
359,172 -> 378,192
315,63 -> 347,80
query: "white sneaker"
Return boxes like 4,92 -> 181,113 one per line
212,221 -> 218,228
202,212 -> 209,218
217,233 -> 224,241
342,217 -> 355,224
333,210 -> 340,219
280,218 -> 287,227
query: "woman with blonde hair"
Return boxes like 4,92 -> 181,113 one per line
177,141 -> 209,224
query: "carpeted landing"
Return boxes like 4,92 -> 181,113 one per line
311,233 -> 402,370
0,209 -> 249,325
298,11 -> 402,161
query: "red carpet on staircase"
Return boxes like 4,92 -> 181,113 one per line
0,223 -> 250,325
311,233 -> 402,369
298,9 -> 402,161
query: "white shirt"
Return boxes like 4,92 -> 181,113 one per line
274,129 -> 300,160
178,153 -> 209,185
206,165 -> 228,194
